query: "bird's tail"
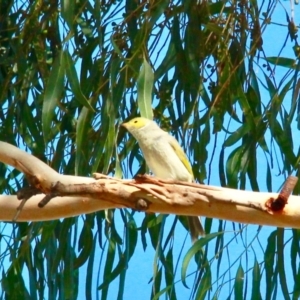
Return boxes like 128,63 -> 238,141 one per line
188,216 -> 205,242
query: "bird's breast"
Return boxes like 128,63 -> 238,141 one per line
139,140 -> 192,182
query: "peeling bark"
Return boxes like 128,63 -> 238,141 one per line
0,141 -> 299,229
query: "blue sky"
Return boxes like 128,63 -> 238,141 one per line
1,1 -> 300,299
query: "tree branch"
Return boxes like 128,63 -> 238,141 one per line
0,141 -> 299,229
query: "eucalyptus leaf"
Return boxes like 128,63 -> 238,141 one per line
42,50 -> 65,143
137,57 -> 154,120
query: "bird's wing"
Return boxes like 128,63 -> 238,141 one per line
168,136 -> 194,179
168,136 -> 205,239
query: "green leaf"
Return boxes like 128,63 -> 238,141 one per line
264,72 -> 277,99
265,231 -> 277,300
251,259 -> 262,300
266,161 -> 272,192
125,0 -> 138,45
151,268 -> 163,299
42,50 -> 65,143
164,248 -> 176,299
102,99 -> 117,174
223,123 -> 251,147
85,238 -> 96,300
114,151 -> 123,178
148,0 -> 169,29
225,146 -> 244,188
277,228 -> 289,299
208,1 -> 228,15
155,41 -> 176,80
268,117 -> 296,167
234,264 -> 244,300
61,0 -> 75,30
194,266 -> 212,300
75,106 -> 91,176
98,250 -> 127,291
292,266 -> 300,300
110,34 -> 124,58
64,50 -> 94,111
100,240 -> 116,299
137,57 -> 154,120
181,233 -> 221,288
265,57 -> 297,69
70,231 -> 90,267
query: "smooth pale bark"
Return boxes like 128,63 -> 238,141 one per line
0,141 -> 299,229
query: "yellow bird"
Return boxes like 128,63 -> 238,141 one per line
122,117 -> 205,241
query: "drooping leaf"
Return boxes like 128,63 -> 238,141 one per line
234,264 -> 245,300
137,57 -> 154,120
265,57 -> 297,69
181,233 -> 221,288
42,50 -> 65,143
64,50 -> 95,111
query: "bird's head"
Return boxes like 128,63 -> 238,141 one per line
122,117 -> 152,132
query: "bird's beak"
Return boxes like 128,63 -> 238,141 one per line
121,122 -> 128,129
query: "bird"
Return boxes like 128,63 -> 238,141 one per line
122,117 -> 205,241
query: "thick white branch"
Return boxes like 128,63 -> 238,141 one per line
0,141 -> 299,229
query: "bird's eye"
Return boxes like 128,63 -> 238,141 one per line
134,120 -> 137,123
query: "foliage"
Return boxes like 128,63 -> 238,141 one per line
0,0 -> 300,299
